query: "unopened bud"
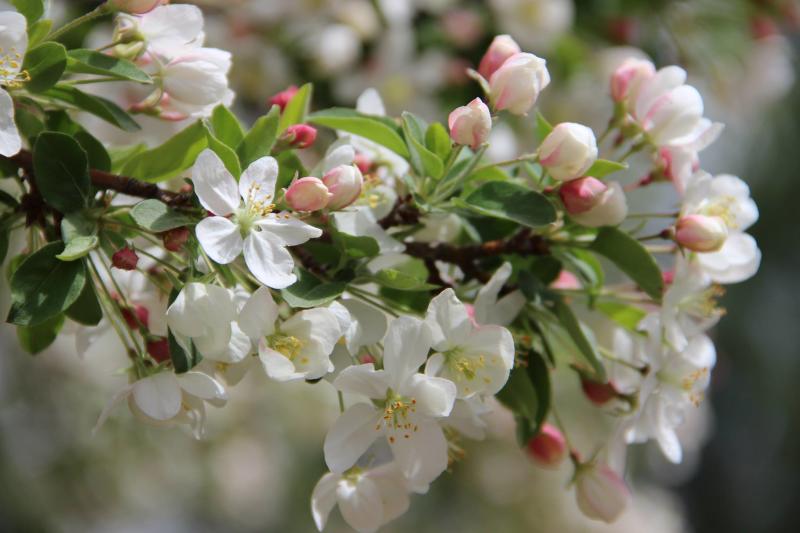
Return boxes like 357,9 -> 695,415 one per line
322,165 -> 363,210
570,181 -> 628,228
581,378 -> 618,406
539,123 -> 598,182
674,214 -> 728,252
285,177 -> 332,212
489,52 -> 550,116
610,57 -> 655,103
277,124 -> 317,150
551,270 -> 581,290
448,97 -> 492,149
575,463 -> 631,523
527,424 -> 567,467
112,246 -> 139,270
121,304 -> 150,331
268,85 -> 298,112
109,0 -> 163,14
559,177 -> 607,215
478,34 -> 521,80
146,337 -> 171,363
354,153 -> 374,175
162,227 -> 190,252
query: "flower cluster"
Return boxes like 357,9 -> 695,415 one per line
0,3 -> 763,532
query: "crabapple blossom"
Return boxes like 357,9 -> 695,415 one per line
574,462 -> 631,523
286,177 -> 332,212
448,98 -> 492,149
610,57 -> 655,103
472,262 -> 526,327
278,124 -> 318,150
489,52 -> 550,115
323,164 -> 365,210
109,0 -> 163,14
674,214 -> 728,252
0,11 -> 27,157
538,123 -> 598,181
527,424 -> 567,467
569,181 -> 628,227
269,85 -> 299,111
478,34 -> 521,79
192,149 -> 322,288
559,177 -> 607,215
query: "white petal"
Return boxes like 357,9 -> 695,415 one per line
92,384 -> 133,436
388,420 -> 449,489
357,88 -> 386,116
341,299 -> 388,355
237,286 -> 278,340
333,364 -> 389,399
426,289 -> 471,350
0,12 -> 28,61
257,214 -> 323,246
382,316 -> 433,389
166,282 -> 236,338
405,373 -> 456,418
138,4 -> 204,57
337,476 -> 384,533
243,231 -> 297,289
324,403 -> 381,473
192,149 -> 240,216
285,307 -> 342,359
226,321 -> 253,363
196,216 -> 243,264
0,90 -> 21,157
177,371 -> 227,401
464,325 -> 516,370
311,473 -> 340,531
131,372 -> 182,421
367,463 -> 411,523
258,342 -> 302,382
239,156 -> 279,204
697,233 -> 761,284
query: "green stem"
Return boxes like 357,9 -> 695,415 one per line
472,151 -> 538,175
47,3 -> 111,42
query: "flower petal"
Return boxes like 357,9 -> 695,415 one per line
131,372 -> 182,421
337,476 -> 384,533
382,316 -> 432,390
0,12 -> 28,62
256,214 -> 323,246
237,286 -> 279,340
192,149 -> 240,216
243,231 -> 297,289
258,341 -> 302,382
388,419 -> 449,490
405,373 -> 456,418
333,364 -> 389,399
425,289 -> 471,350
196,216 -> 243,264
177,371 -> 227,401
239,156 -> 278,204
324,403 -> 381,474
0,90 -> 21,157
311,472 -> 340,531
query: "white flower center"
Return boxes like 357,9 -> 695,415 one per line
235,183 -> 276,235
700,196 -> 738,229
378,391 -> 419,443
0,47 -> 29,88
268,333 -> 307,363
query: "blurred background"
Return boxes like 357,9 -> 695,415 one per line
1,0 -> 799,531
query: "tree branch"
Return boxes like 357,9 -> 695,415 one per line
3,150 -> 194,206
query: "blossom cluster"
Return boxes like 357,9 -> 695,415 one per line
0,2 -> 761,532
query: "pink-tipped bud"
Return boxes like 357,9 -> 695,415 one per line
478,34 -> 521,80
575,464 -> 631,523
539,123 -> 598,182
146,337 -> 171,363
527,424 -> 567,467
121,304 -> 150,331
322,165 -> 364,210
559,177 -> 607,215
570,181 -> 628,228
489,52 -> 550,116
610,57 -> 655,103
448,97 -> 492,149
162,227 -> 190,252
581,378 -> 618,406
354,153 -> 374,175
268,85 -> 299,111
280,124 -> 317,150
109,0 -> 163,14
551,270 -> 581,290
286,177 -> 332,212
674,214 -> 728,252
112,246 -> 139,271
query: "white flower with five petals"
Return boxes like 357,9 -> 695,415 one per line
0,11 -> 27,157
192,149 -> 322,288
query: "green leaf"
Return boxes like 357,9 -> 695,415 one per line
74,130 -> 111,171
45,85 -> 140,131
56,235 -> 98,261
275,151 -> 307,191
371,267 -> 437,291
11,0 -> 44,24
309,108 -> 410,159
596,301 -> 647,331
17,314 -> 65,355
130,199 -> 194,232
65,279 -> 102,326
66,49 -> 152,83
33,132 -> 91,213
14,107 -> 44,141
333,231 -> 379,259
61,211 -> 96,242
0,226 -> 9,265
204,122 -> 241,177
27,19 -> 52,47
278,83 -> 312,133
237,105 -> 280,168
402,112 -> 443,179
6,242 -> 87,326
590,227 -> 664,302
109,143 -> 147,173
168,328 -> 201,374
535,111 -> 553,141
22,42 -> 67,93
425,122 -> 452,161
459,181 -> 556,228
122,121 -> 207,182
210,104 -> 245,149
281,268 -> 346,308
552,297 -> 606,380
496,352 -> 550,444
586,159 -> 628,178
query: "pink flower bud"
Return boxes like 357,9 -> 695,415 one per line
489,52 -> 550,116
559,177 -> 607,215
354,153 -> 374,174
286,177 -> 332,212
610,57 -> 655,103
268,85 -> 298,112
121,304 -> 150,331
448,98 -> 492,149
280,124 -> 317,149
112,247 -> 139,271
570,181 -> 628,228
575,464 -> 631,523
551,270 -> 581,290
539,123 -> 598,182
109,0 -> 163,14
146,337 -> 170,363
527,424 -> 567,467
322,165 -> 364,210
162,227 -> 190,252
674,214 -> 728,252
581,378 -> 618,406
478,34 -> 521,79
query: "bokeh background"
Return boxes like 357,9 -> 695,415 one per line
2,0 -> 799,531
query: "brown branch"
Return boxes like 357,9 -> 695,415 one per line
4,150 -> 194,206
403,229 -> 549,264
379,194 -> 421,229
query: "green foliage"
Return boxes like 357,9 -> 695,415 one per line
121,121 -> 207,182
210,105 -> 245,149
12,0 -> 45,24
278,83 -> 313,133
535,111 -> 554,141
45,85 -> 140,131
309,108 -> 410,159
456,181 -> 557,228
282,268 -> 346,308
74,130 -> 111,171
32,132 -> 91,214
590,227 -> 664,301
425,122 -> 452,161
27,19 -> 52,47
17,314 -> 65,355
496,351 -> 551,444
130,199 -> 195,232
22,42 -> 67,93
586,159 -> 628,178
596,301 -> 647,331
237,105 -> 280,169
65,279 -> 102,326
402,112 -> 444,179
56,236 -> 98,261
204,122 -> 241,177
6,242 -> 87,327
66,49 -> 152,83
366,258 -> 436,291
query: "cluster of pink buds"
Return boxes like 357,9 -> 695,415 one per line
285,164 -> 364,213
